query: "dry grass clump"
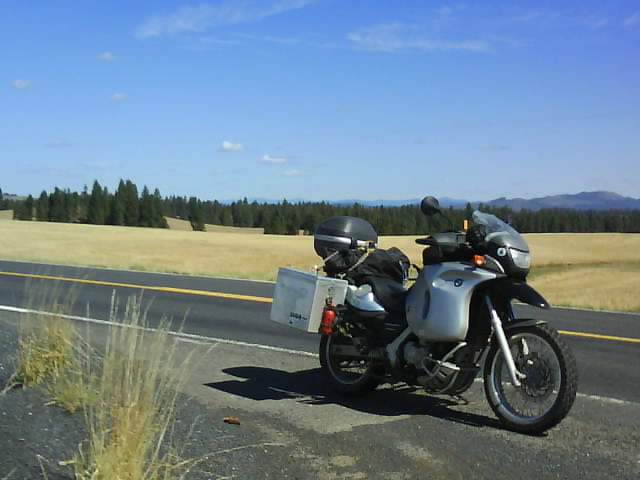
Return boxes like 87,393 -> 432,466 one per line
3,280 -> 202,477
44,336 -> 99,413
4,280 -> 80,390
74,295 -> 198,480
8,319 -> 74,389
2,280 -> 98,412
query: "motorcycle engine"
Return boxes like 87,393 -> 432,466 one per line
403,341 -> 431,369
403,341 -> 459,393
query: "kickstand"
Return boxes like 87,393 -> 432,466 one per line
449,394 -> 470,406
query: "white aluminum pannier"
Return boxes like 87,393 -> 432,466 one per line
270,267 -> 348,333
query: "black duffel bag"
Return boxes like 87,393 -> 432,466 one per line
323,248 -> 365,277
347,247 -> 410,285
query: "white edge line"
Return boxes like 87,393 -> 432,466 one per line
575,393 -> 635,406
0,304 -> 317,358
1,304 -> 637,407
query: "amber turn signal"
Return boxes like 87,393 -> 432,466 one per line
473,255 -> 486,266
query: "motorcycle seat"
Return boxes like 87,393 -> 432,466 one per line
361,276 -> 408,313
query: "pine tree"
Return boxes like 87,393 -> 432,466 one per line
48,188 -> 67,222
87,180 -> 106,224
79,184 -> 89,221
138,186 -> 154,227
188,197 -> 205,231
122,180 -> 139,226
66,190 -> 80,222
154,189 -> 167,228
107,194 -> 125,226
221,208 -> 233,226
36,191 -> 49,221
13,196 -> 34,220
25,195 -> 34,220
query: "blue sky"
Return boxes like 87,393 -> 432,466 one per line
2,0 -> 639,202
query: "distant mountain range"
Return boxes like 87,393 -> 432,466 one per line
483,191 -> 640,211
245,191 -> 640,211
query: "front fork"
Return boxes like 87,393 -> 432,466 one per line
485,296 -> 524,387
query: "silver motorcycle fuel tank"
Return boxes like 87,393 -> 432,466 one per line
406,262 -> 498,341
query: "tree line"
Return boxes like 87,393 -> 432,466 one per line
3,181 -> 640,234
8,180 -> 167,228
0,188 -> 16,210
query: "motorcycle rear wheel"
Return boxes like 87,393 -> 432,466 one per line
319,333 -> 380,395
483,323 -> 578,434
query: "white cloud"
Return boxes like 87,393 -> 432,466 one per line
111,93 -> 128,101
624,12 -> 640,26
12,79 -> 31,89
283,169 -> 302,177
136,0 -> 317,39
347,23 -> 489,53
97,52 -> 118,61
261,154 -> 288,164
219,140 -> 245,152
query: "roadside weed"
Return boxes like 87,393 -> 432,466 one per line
74,294 -> 199,480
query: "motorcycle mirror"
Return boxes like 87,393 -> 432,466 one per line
420,196 -> 442,216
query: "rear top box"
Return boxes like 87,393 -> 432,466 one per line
270,267 -> 348,333
314,216 -> 378,259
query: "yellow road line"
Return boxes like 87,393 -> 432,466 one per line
558,330 -> 640,344
2,271 -> 640,343
0,271 -> 273,304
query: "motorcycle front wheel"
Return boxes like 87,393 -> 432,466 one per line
319,333 -> 380,396
483,323 -> 578,434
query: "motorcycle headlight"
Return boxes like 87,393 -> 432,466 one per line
509,248 -> 531,269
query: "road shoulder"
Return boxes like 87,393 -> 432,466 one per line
2,314 -> 639,479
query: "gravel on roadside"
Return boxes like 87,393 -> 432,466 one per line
0,318 -> 313,480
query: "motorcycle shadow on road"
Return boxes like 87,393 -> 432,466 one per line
204,366 -> 506,431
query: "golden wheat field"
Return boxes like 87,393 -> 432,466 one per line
0,217 -> 638,311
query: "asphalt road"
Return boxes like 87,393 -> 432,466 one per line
1,259 -> 639,403
1,259 -> 639,479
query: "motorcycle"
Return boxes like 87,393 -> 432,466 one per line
314,196 -> 578,434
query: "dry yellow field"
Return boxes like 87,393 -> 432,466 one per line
0,218 -> 638,311
165,216 -> 265,234
0,218 -> 316,280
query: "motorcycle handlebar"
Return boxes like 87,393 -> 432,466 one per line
355,240 -> 378,249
